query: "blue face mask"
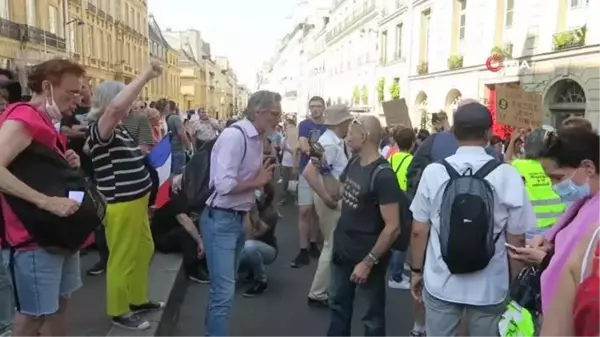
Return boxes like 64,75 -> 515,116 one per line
552,175 -> 591,202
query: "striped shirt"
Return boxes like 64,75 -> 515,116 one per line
87,122 -> 152,203
121,114 -> 155,146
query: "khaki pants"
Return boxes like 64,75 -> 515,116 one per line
309,193 -> 341,300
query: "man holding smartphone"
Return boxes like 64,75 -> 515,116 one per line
303,105 -> 352,306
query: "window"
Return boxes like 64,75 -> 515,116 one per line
570,0 -> 590,7
87,26 -> 93,57
459,0 -> 466,40
48,6 -> 58,34
380,30 -> 388,64
0,0 -> 9,19
99,30 -> 104,60
505,0 -> 514,28
26,0 -> 36,26
68,23 -> 76,53
107,34 -> 112,63
395,23 -> 403,59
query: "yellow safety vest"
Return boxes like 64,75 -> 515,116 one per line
388,152 -> 413,191
512,159 -> 566,228
498,300 -> 536,337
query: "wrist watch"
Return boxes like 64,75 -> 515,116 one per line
364,252 -> 379,266
410,266 -> 423,274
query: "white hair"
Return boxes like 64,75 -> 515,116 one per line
244,90 -> 281,121
88,81 -> 126,120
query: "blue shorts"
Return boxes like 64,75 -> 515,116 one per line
1,249 -> 82,316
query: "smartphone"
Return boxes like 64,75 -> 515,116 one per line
504,243 -> 519,251
309,142 -> 325,157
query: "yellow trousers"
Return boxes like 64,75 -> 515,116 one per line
105,194 -> 154,316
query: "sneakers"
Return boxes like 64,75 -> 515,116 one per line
86,262 -> 106,276
111,314 -> 151,330
188,268 -> 209,284
290,249 -> 310,268
130,301 -> 166,315
410,329 -> 426,336
243,281 -> 268,297
309,243 -> 321,259
388,278 -> 410,290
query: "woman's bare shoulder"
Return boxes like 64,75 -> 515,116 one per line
566,223 -> 600,281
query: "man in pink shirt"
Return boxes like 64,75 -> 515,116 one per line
200,90 -> 280,336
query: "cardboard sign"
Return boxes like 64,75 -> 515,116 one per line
285,126 -> 298,150
382,99 -> 412,128
496,85 -> 542,129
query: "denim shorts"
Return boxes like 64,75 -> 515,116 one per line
1,249 -> 82,316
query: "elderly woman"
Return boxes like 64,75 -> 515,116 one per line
85,62 -> 164,330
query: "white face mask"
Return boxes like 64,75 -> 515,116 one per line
45,84 -> 62,121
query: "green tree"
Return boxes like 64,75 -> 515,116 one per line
352,86 -> 360,104
420,110 -> 431,130
361,86 -> 369,105
389,79 -> 400,100
377,77 -> 385,102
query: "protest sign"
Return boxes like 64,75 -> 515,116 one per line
382,98 -> 412,128
496,85 -> 542,129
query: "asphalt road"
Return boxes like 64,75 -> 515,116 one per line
174,203 -> 415,336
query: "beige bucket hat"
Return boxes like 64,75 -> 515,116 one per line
323,105 -> 353,126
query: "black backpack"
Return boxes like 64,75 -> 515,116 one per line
438,158 -> 504,274
344,156 -> 412,252
0,104 -> 106,252
183,125 -> 246,212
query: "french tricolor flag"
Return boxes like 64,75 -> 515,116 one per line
147,135 -> 172,209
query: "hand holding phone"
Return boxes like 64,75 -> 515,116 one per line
504,243 -> 519,252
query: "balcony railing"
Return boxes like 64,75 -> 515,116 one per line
552,25 -> 586,51
326,2 -> 376,43
21,26 -> 67,51
0,17 -> 21,41
87,2 -> 97,13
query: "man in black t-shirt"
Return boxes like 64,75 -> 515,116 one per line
327,115 -> 402,336
151,191 -> 207,283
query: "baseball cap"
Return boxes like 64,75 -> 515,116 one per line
453,102 -> 493,129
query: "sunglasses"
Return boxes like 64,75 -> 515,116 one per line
351,118 -> 369,136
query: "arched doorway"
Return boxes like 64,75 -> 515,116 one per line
415,91 -> 428,130
444,89 -> 462,124
545,79 -> 587,127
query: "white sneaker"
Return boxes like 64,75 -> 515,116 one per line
388,278 -> 410,290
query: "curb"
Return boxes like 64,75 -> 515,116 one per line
106,253 -> 188,336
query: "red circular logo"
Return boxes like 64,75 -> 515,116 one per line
486,55 -> 504,72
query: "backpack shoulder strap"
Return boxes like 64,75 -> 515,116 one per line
370,163 -> 393,191
439,159 -> 460,180
394,154 -> 410,175
427,132 -> 439,159
474,159 -> 503,179
229,125 -> 247,160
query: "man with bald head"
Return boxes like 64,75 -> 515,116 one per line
327,115 -> 401,336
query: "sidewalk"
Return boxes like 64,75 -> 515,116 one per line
68,253 -> 112,336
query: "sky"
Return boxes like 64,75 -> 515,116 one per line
148,0 -> 299,89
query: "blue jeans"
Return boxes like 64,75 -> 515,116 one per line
199,208 -> 245,336
239,240 -> 277,283
388,250 -> 407,282
1,249 -> 81,316
327,253 -> 386,336
171,151 -> 186,175
0,253 -> 13,335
